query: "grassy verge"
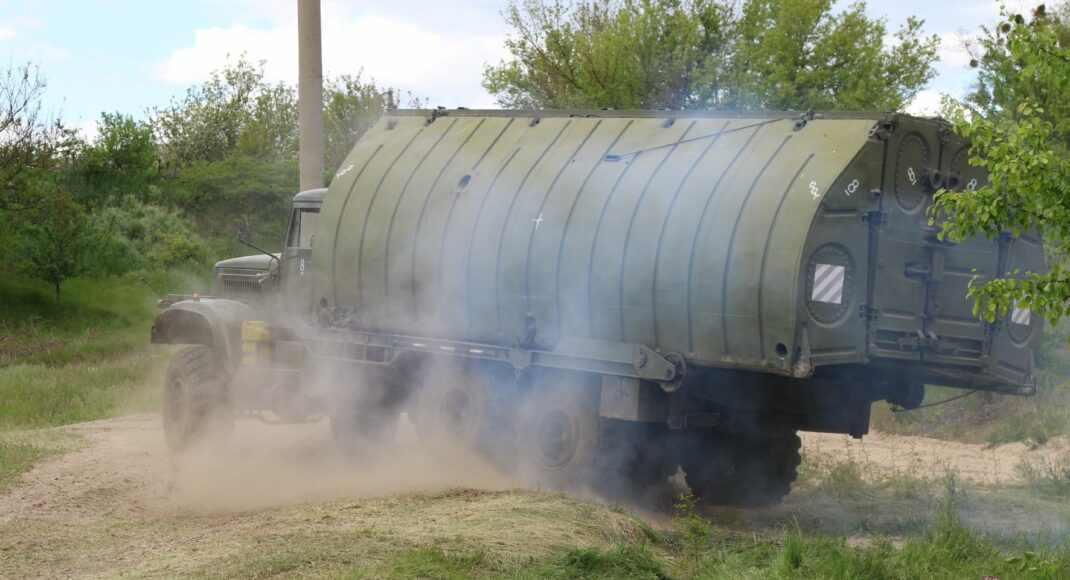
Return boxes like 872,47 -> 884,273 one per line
871,322 -> 1070,447
0,430 -> 85,491
0,271 -> 201,368
33,485 -> 1060,579
0,272 -> 191,488
1017,457 -> 1070,497
0,347 -> 169,430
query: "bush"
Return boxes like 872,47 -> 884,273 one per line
147,231 -> 206,269
88,197 -> 205,273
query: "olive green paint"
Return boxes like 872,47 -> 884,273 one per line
311,110 -> 1041,390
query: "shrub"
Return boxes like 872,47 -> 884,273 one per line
88,197 -> 204,273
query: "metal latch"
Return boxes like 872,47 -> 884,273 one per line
904,261 -> 931,281
862,209 -> 886,225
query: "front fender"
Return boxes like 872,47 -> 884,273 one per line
150,299 -> 257,372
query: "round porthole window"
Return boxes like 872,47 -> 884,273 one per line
1007,301 -> 1036,346
805,244 -> 854,324
894,133 -> 931,213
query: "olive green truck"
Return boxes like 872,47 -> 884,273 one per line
151,109 -> 1043,506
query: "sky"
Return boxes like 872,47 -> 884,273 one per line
0,0 -> 1044,140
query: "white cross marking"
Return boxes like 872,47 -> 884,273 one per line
533,213 -> 544,229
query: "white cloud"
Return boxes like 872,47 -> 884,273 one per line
0,25 -> 16,42
21,42 -> 72,64
152,24 -> 290,84
152,10 -> 508,108
906,89 -> 947,116
935,31 -> 978,69
74,116 -> 100,143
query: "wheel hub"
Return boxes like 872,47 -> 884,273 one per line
534,409 -> 576,470
166,378 -> 187,423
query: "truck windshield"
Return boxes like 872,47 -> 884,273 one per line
287,208 -> 320,249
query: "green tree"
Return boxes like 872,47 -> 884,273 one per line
323,73 -> 411,173
727,0 -> 938,110
484,0 -> 734,109
76,112 -> 159,206
153,58 -> 405,177
162,155 -> 298,240
152,57 -> 297,166
236,82 -> 299,161
931,4 -> 1070,328
965,3 -> 1070,145
483,0 -> 939,111
0,63 -> 72,214
17,188 -> 97,302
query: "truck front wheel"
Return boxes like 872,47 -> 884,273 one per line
162,346 -> 233,452
415,362 -> 499,449
329,378 -> 400,457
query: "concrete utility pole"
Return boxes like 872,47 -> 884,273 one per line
298,0 -> 325,191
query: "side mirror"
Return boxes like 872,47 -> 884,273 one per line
235,215 -> 280,285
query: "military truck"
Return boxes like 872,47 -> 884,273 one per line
152,109 -> 1043,506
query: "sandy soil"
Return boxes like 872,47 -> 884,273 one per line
801,430 -> 1070,485
0,414 -> 515,527
1,415 -> 1068,577
4,415 -> 1069,526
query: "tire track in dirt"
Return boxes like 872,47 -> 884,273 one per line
3,414 -> 1070,577
0,414 -> 514,525
4,414 -> 1068,526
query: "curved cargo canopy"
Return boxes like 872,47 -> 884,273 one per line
312,110 -> 1041,392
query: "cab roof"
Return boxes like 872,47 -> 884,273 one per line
293,188 -> 327,204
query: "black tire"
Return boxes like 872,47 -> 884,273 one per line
162,346 -> 233,452
682,429 -> 801,508
414,362 -> 497,449
516,374 -> 600,490
598,420 -> 673,504
328,369 -> 400,457
330,404 -> 399,457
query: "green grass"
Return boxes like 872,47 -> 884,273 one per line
0,430 -> 85,491
0,348 -> 169,430
871,322 -> 1070,447
0,271 -> 202,368
1018,458 -> 1070,497
386,547 -> 497,579
0,271 -> 190,488
0,440 -> 49,491
130,488 -> 1070,579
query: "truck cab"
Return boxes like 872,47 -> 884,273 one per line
208,188 -> 325,312
151,188 -> 326,448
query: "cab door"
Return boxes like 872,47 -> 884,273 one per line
282,206 -> 320,316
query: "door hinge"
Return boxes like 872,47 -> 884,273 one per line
858,304 -> 879,321
862,210 -> 886,225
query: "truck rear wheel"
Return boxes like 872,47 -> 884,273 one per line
599,420 -> 673,503
682,429 -> 801,507
330,405 -> 398,457
516,374 -> 600,490
415,362 -> 497,450
162,346 -> 233,452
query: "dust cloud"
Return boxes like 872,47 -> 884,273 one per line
165,414 -> 518,513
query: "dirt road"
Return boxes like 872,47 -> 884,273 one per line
800,430 -> 1070,485
1,415 -> 1068,576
